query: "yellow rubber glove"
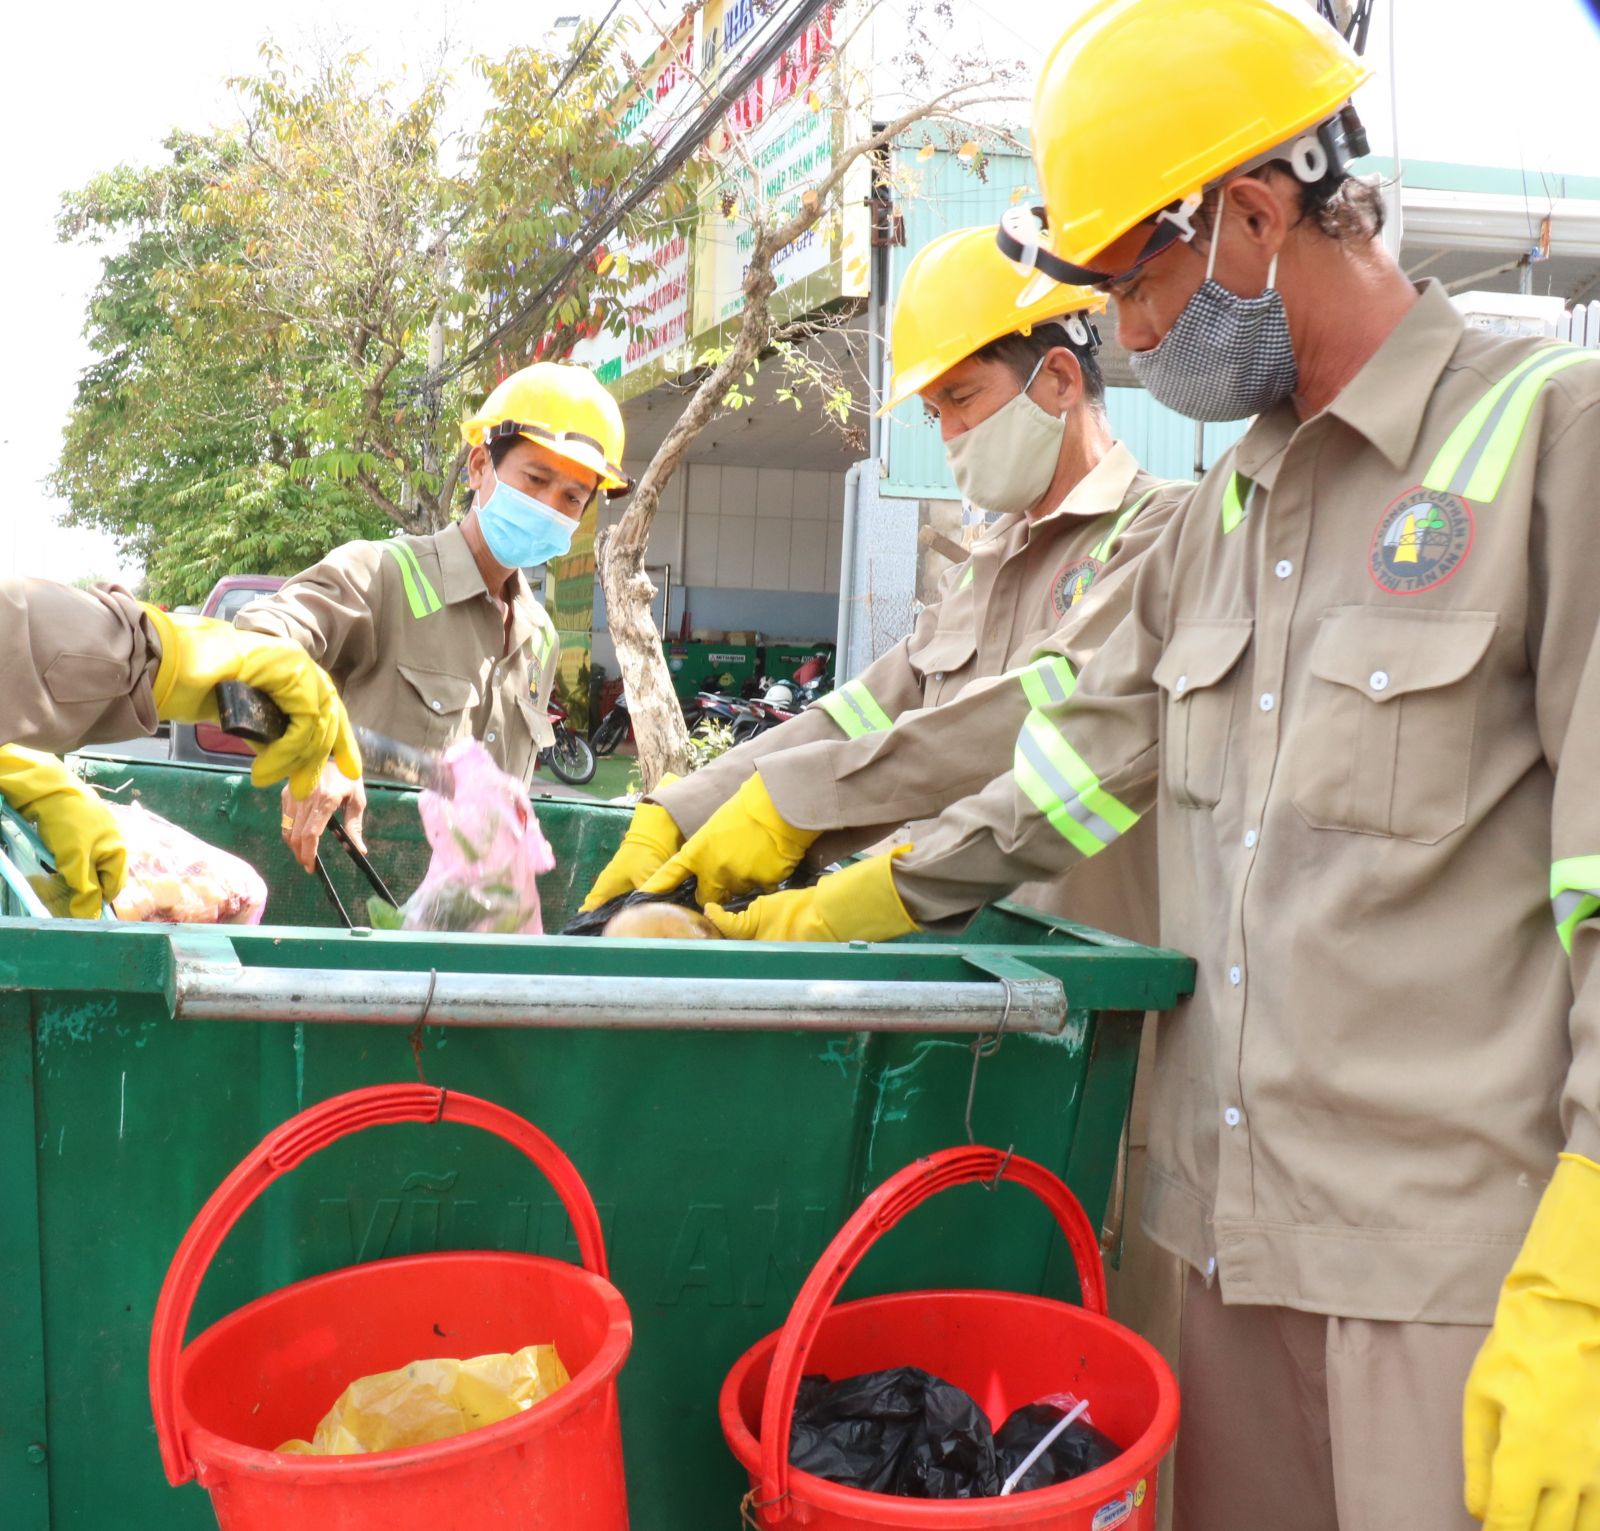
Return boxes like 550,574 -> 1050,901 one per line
640,772 -> 820,908
579,773 -> 684,912
0,745 -> 126,919
1463,1151 -> 1600,1529
703,849 -> 919,943
143,606 -> 361,799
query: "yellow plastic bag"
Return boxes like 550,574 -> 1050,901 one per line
277,1344 -> 569,1455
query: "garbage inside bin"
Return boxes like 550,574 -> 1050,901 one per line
371,740 -> 554,935
105,801 -> 268,924
789,1367 -> 1122,1499
276,1342 -> 570,1456
995,1396 -> 1122,1494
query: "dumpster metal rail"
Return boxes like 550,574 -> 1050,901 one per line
168,932 -> 1070,1034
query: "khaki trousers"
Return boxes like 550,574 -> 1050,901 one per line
1174,1267 -> 1488,1531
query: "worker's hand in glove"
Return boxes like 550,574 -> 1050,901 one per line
282,764 -> 368,875
1463,1151 -> 1600,1529
579,774 -> 684,912
142,605 -> 361,799
703,849 -> 919,943
0,745 -> 126,919
640,772 -> 819,908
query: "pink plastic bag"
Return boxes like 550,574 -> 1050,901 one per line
398,740 -> 554,936
109,801 -> 268,924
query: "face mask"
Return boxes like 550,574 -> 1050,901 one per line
475,465 -> 581,569
1127,192 -> 1297,422
943,355 -> 1066,516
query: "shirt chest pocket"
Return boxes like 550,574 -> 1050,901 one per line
395,663 -> 481,752
1289,607 -> 1497,844
910,631 -> 978,706
1153,619 -> 1254,810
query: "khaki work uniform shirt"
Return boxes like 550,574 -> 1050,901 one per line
237,524 -> 558,786
1,579 -> 160,751
654,445 -> 1189,942
894,283 -> 1600,1324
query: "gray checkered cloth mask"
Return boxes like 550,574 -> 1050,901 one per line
1128,196 -> 1298,422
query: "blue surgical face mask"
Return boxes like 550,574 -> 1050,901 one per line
474,464 -> 582,569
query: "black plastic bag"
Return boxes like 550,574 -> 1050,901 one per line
560,876 -> 704,936
994,1401 -> 1123,1493
561,869 -> 819,937
789,1367 -> 1000,1499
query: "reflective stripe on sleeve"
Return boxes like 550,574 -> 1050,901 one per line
1013,708 -> 1140,859
1089,486 -> 1165,564
383,541 -> 443,619
817,679 -> 894,738
1425,347 -> 1597,503
1013,654 -> 1076,711
1552,855 -> 1600,953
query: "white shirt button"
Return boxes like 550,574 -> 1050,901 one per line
1224,1107 -> 1242,1128
1274,559 -> 1293,579
1243,829 -> 1258,849
1174,675 -> 1189,696
430,700 -> 443,712
1229,965 -> 1241,986
486,731 -> 497,743
1258,692 -> 1274,712
1206,1256 -> 1217,1278
1369,670 -> 1390,692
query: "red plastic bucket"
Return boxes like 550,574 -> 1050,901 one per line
149,1085 -> 632,1531
720,1146 -> 1178,1529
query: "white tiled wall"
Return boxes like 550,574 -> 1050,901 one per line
605,463 -> 847,594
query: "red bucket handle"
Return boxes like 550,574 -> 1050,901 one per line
756,1145 -> 1106,1520
149,1084 -> 606,1487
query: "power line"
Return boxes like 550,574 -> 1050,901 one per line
434,0 -> 833,389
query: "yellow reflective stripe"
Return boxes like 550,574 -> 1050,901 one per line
817,680 -> 893,739
1013,708 -> 1139,857
383,541 -> 442,619
958,563 -> 975,591
1220,473 -> 1253,535
1089,487 -> 1163,564
1552,855 -> 1600,953
1424,347 -> 1597,502
1015,655 -> 1076,712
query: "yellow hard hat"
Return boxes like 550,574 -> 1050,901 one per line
882,226 -> 1107,411
1003,0 -> 1373,285
461,362 -> 630,495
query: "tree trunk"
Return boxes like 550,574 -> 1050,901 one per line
596,256 -> 777,794
597,512 -> 691,790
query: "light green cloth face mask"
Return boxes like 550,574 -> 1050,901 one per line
943,354 -> 1065,516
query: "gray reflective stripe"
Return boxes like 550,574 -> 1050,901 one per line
1443,351 -> 1561,497
836,688 -> 877,733
1015,728 -> 1121,848
1555,890 -> 1595,925
1035,662 -> 1071,706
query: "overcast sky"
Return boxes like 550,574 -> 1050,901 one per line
3,0 -> 1596,586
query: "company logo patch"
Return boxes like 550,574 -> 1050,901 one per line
1369,487 -> 1475,594
1092,1491 -> 1134,1531
1049,557 -> 1102,616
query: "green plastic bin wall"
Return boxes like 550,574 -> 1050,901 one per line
0,757 -> 1192,1531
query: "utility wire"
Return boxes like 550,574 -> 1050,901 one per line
436,0 -> 833,389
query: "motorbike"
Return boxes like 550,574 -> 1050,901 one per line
538,697 -> 597,785
591,687 -> 706,757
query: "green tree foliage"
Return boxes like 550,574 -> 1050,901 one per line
55,27 -> 679,604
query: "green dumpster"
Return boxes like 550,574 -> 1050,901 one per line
0,756 -> 1192,1530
